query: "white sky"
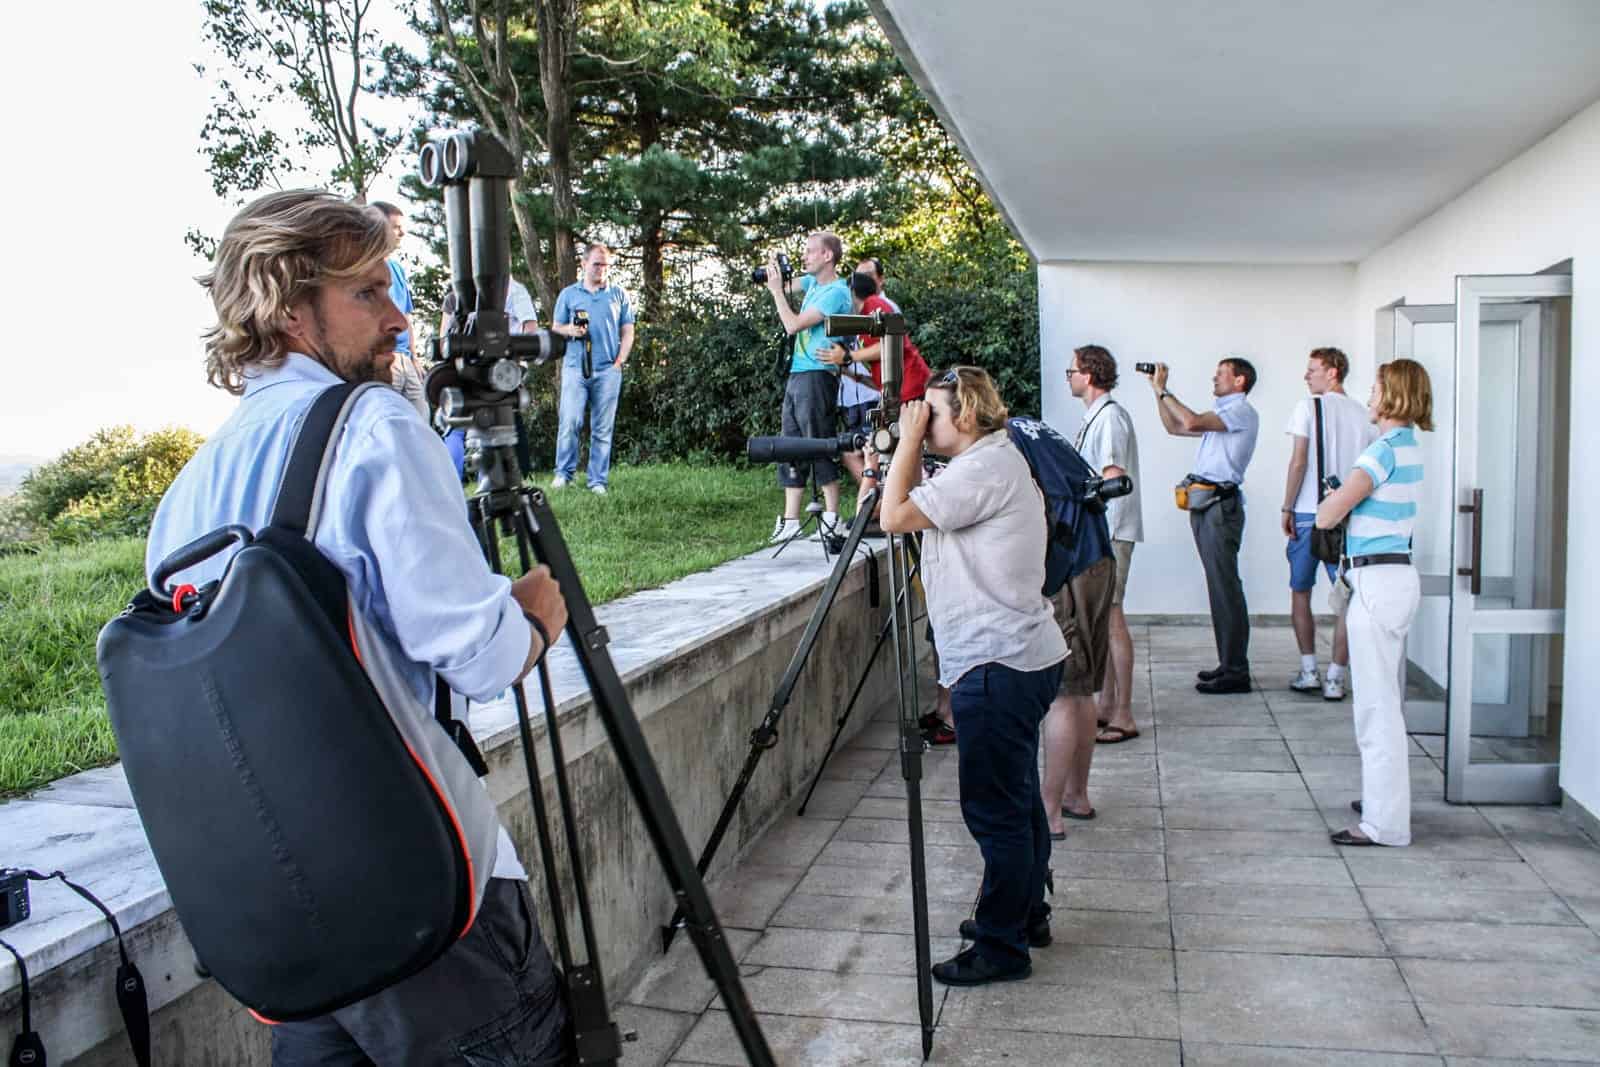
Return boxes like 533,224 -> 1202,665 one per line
0,1 -> 427,460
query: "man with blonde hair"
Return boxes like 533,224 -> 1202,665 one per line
763,230 -> 852,542
150,189 -> 572,1065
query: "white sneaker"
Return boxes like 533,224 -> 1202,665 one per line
769,516 -> 801,544
1290,667 -> 1322,692
1323,675 -> 1347,701
590,484 -> 607,496
551,475 -> 570,489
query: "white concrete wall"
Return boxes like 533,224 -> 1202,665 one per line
1038,262 -> 1357,617
1351,98 -> 1600,818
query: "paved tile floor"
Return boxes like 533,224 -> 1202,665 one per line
620,624 -> 1600,1065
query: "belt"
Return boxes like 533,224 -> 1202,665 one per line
1348,553 -> 1411,569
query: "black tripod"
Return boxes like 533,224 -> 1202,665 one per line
420,127 -> 773,1067
659,459 -> 937,1059
462,433 -> 774,1066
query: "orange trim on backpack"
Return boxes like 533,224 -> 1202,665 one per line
248,1008 -> 280,1026
346,605 -> 478,940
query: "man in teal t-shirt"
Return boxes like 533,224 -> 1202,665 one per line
762,231 -> 852,543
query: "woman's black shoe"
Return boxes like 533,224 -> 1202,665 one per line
931,947 -> 1031,987
959,917 -> 1051,948
1197,666 -> 1225,681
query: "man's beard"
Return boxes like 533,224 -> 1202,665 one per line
345,341 -> 397,384
308,305 -> 396,383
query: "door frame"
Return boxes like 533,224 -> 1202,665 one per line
1446,273 -> 1572,803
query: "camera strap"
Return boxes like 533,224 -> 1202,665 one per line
1314,397 -> 1327,503
2,937 -> 43,1067
1073,398 -> 1117,453
14,870 -> 151,1067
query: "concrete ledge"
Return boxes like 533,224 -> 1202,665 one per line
2,542 -> 900,1064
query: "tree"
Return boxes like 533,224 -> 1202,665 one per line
418,0 -> 581,311
191,0 -> 405,252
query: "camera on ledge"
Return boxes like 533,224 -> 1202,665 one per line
751,253 -> 793,286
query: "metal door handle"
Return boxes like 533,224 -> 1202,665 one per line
1457,488 -> 1483,596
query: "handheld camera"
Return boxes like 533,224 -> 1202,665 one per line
751,253 -> 792,286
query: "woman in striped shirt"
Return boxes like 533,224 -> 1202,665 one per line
1314,359 -> 1434,847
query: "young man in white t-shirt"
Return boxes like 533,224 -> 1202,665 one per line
1069,344 -> 1143,747
1281,347 -> 1375,699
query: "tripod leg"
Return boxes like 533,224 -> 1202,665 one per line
515,489 -> 775,1066
661,494 -> 880,950
886,531 -> 936,1059
796,550 -> 921,817
507,518 -> 622,1066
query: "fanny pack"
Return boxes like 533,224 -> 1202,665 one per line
1174,475 -> 1237,512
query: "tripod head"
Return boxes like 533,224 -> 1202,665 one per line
418,129 -> 558,492
825,310 -> 906,455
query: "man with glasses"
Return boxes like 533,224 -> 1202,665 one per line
1068,345 -> 1143,745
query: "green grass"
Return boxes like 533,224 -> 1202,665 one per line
0,462 -> 795,797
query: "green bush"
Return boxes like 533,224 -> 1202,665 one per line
10,427 -> 204,544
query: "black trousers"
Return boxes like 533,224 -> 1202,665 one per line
1190,495 -> 1251,678
951,659 -> 1065,967
271,878 -> 569,1067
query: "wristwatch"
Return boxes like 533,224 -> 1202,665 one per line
1157,390 -> 1173,400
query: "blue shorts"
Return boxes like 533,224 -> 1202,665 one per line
1287,512 -> 1338,591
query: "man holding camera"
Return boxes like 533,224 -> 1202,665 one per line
764,232 -> 852,543
551,244 -> 635,494
151,190 -> 572,1064
1145,358 -> 1260,694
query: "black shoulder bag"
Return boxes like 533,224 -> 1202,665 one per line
1310,396 -> 1346,564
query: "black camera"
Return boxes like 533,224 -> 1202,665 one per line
1135,362 -> 1157,375
752,253 -> 793,286
1,867 -> 29,930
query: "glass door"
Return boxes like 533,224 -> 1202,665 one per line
1446,274 -> 1572,804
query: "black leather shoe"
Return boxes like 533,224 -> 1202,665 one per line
1330,828 -> 1384,847
931,947 -> 1031,987
1351,800 -> 1363,815
960,917 -> 1051,948
1195,676 -> 1252,694
1196,666 -> 1225,681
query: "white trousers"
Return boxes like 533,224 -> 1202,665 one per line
1347,564 -> 1420,846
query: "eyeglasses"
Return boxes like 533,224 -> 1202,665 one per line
1067,367 -> 1086,377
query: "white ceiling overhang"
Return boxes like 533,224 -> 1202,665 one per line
870,0 -> 1600,263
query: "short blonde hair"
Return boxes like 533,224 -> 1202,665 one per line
929,365 -> 1009,435
1376,359 -> 1434,431
809,231 -> 843,270
200,190 -> 392,395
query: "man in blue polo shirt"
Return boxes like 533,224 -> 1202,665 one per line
763,231 -> 852,542
1145,358 -> 1261,693
551,244 -> 635,494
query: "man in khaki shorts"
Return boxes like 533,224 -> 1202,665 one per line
1069,345 -> 1143,744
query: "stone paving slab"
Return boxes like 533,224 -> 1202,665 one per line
624,624 -> 1600,1065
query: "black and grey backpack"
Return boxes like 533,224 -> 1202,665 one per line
97,382 -> 500,1021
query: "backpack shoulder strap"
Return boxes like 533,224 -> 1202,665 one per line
1313,396 -> 1327,502
269,382 -> 380,536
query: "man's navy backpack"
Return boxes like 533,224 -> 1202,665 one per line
1007,417 -> 1114,596
96,383 -> 500,1022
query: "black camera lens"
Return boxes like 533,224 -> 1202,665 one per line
751,267 -> 770,285
1135,362 -> 1156,375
